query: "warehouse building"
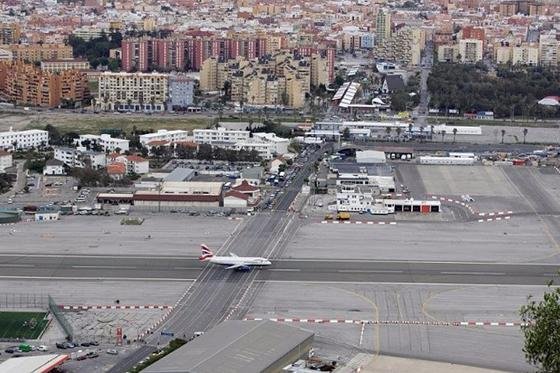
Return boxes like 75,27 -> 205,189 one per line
133,181 -> 224,210
143,320 -> 314,373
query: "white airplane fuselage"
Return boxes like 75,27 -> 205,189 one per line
208,256 -> 272,267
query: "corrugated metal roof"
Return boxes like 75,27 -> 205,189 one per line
143,320 -> 313,373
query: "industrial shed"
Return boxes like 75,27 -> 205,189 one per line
143,320 -> 314,373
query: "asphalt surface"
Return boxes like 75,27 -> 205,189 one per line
106,146 -> 326,373
0,255 -> 558,286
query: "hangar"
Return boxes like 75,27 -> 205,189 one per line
143,320 -> 314,373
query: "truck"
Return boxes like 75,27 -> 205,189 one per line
336,212 -> 350,220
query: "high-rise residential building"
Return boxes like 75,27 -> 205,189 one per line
1,44 -> 73,63
0,61 -> 89,108
437,44 -> 460,62
376,10 -> 391,45
96,71 -> 169,112
0,23 -> 21,45
539,34 -> 559,66
461,26 -> 485,44
459,39 -> 483,63
168,74 -> 195,110
374,27 -> 423,66
512,44 -> 539,65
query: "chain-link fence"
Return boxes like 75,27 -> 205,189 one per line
0,293 -> 48,309
48,295 -> 74,341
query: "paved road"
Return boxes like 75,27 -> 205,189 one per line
0,255 -> 558,286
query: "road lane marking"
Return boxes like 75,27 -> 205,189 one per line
0,275 -> 195,281
0,264 -> 35,267
440,271 -> 506,276
269,269 -> 301,272
338,270 -> 404,274
173,267 -> 201,270
71,265 -> 138,269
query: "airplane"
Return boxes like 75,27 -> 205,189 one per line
198,244 -> 272,271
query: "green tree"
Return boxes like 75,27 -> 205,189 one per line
452,128 -> 457,143
501,129 -> 506,144
520,284 -> 560,372
523,128 -> 528,144
342,127 -> 350,140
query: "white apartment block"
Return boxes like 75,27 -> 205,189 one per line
459,39 -> 483,63
0,150 -> 12,172
252,132 -> 290,155
96,72 -> 169,112
139,129 -> 192,146
193,128 -> 250,145
75,134 -> 130,153
54,147 -> 107,169
233,140 -> 275,160
336,185 -> 394,214
0,129 -> 49,150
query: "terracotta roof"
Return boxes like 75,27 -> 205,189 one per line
147,140 -> 170,146
0,150 -> 11,156
232,180 -> 259,192
126,155 -> 147,163
174,141 -> 198,148
225,190 -> 249,200
107,162 -> 126,175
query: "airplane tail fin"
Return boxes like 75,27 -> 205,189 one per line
199,244 -> 214,261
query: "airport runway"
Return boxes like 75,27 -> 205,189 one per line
107,146 -> 326,372
0,254 -> 558,286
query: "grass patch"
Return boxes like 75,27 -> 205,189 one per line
25,115 -> 213,135
129,338 -> 187,373
0,311 -> 49,339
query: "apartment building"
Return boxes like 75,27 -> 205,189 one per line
0,150 -> 12,172
375,10 -> 391,45
121,35 -> 269,72
1,44 -> 73,63
0,61 -> 89,108
168,74 -> 195,110
539,34 -> 559,66
96,71 -> 169,112
374,27 -> 423,66
437,44 -> 460,62
494,42 -> 539,65
40,60 -> 90,73
54,147 -> 107,169
0,23 -> 21,45
139,129 -> 191,146
75,134 -> 130,153
0,129 -> 49,150
193,128 -> 250,145
459,39 -> 483,63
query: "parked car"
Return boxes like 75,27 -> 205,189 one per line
38,345 -> 48,351
55,343 -> 66,349
106,349 -> 118,355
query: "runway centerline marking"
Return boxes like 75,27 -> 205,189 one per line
0,264 -> 35,268
440,271 -> 506,276
71,265 -> 138,269
338,270 -> 404,274
268,269 -> 301,272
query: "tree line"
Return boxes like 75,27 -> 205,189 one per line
428,63 -> 560,118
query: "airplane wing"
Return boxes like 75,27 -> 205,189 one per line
229,253 -> 239,257
225,263 -> 248,270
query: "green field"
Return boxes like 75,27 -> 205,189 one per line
24,115 -> 213,135
0,311 -> 49,339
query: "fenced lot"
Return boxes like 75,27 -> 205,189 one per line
0,311 -> 49,339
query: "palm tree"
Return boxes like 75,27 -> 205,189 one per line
430,125 -> 434,141
523,128 -> 528,144
385,126 -> 391,139
419,125 -> 425,142
452,128 -> 457,143
441,130 -> 446,142
501,129 -> 506,144
408,123 -> 413,136
395,127 -> 402,142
